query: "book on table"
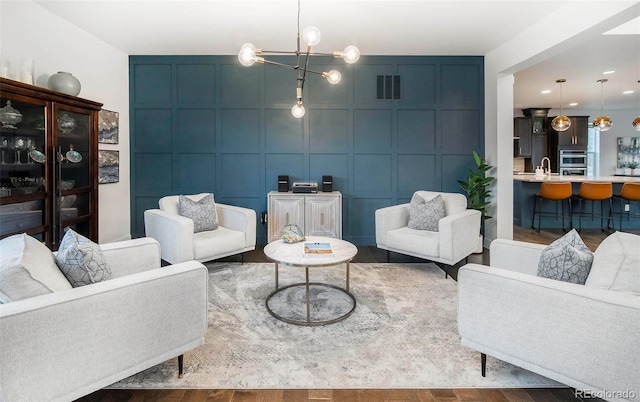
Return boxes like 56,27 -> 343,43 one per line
303,242 -> 333,257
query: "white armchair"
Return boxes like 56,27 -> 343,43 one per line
375,191 -> 481,268
144,193 -> 257,264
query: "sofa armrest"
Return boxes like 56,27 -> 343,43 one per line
458,264 -> 640,397
489,238 -> 546,275
216,203 -> 257,248
438,209 -> 481,264
144,209 -> 195,264
375,203 -> 410,246
0,261 -> 208,402
100,237 -> 161,278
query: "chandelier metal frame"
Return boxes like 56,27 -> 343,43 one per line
237,0 -> 360,118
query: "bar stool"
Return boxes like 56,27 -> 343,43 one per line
531,181 -> 573,232
612,182 -> 640,231
574,181 -> 613,231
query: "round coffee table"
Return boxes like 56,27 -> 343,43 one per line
263,236 -> 358,326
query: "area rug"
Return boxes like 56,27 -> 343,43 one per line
111,262 -> 560,389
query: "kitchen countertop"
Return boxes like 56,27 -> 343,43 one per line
513,173 -> 640,183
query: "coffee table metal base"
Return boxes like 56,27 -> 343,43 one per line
266,263 -> 356,326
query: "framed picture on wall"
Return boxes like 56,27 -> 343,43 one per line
98,150 -> 119,184
98,109 -> 119,144
617,137 -> 640,168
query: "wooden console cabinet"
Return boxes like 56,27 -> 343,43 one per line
267,191 -> 342,242
0,78 -> 102,250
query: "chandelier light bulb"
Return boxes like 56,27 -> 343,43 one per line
324,70 -> 341,84
291,101 -> 306,119
238,43 -> 257,66
302,26 -> 321,47
339,45 -> 360,64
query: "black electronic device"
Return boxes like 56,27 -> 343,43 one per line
278,175 -> 289,192
292,182 -> 318,193
322,175 -> 333,192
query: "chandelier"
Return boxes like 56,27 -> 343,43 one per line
551,79 -> 571,132
237,0 -> 360,118
593,79 -> 612,131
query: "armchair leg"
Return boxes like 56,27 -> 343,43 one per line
241,252 -> 245,265
178,354 -> 184,378
386,250 -> 390,263
481,353 -> 486,377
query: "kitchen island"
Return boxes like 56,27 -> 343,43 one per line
513,174 -> 640,230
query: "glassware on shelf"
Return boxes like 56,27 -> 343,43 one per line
65,144 -> 82,163
0,136 -> 9,164
11,136 -> 26,164
0,100 -> 23,129
57,112 -> 76,133
28,148 -> 46,164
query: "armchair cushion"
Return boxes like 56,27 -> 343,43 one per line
586,231 -> 640,295
408,193 -> 445,231
178,193 -> 219,233
537,229 -> 593,285
55,229 -> 112,287
0,234 -> 72,302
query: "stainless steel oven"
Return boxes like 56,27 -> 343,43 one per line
559,149 -> 587,175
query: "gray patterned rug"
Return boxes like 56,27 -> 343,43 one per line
111,262 -> 560,389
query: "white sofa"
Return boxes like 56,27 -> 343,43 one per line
458,234 -> 640,402
375,191 -> 482,267
144,193 -> 257,264
0,237 -> 209,402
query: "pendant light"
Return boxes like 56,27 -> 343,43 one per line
551,79 -> 571,132
593,79 -> 612,131
633,80 -> 640,131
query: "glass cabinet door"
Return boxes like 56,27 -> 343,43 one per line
0,95 -> 48,242
53,104 -> 94,244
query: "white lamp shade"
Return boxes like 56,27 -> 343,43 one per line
302,26 -> 321,47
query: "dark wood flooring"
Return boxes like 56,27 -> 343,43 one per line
77,227 -> 625,402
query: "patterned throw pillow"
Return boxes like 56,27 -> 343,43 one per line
178,193 -> 219,233
55,229 -> 112,287
408,193 -> 445,231
537,229 -> 593,284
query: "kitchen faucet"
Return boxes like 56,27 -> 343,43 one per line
540,157 -> 551,178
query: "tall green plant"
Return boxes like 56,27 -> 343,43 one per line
457,151 -> 495,221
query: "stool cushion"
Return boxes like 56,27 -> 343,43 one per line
537,229 -> 593,285
586,231 -> 640,295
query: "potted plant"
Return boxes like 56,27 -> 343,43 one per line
457,151 -> 496,238
627,161 -> 638,176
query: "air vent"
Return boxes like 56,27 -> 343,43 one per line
376,75 -> 401,100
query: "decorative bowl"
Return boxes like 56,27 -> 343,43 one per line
60,180 -> 75,190
0,100 -> 23,129
10,177 -> 43,188
280,224 -> 305,243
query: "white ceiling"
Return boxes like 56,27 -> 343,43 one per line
34,0 -> 640,113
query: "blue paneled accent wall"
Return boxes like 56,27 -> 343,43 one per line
129,55 -> 484,245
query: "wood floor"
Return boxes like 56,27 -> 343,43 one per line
77,227 -> 625,402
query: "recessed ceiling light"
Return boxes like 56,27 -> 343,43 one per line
603,70 -> 615,75
541,90 -> 552,94
569,103 -> 579,106
623,90 -> 635,94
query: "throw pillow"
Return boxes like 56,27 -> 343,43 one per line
0,233 -> 72,302
408,193 -> 445,231
537,229 -> 593,285
55,229 -> 112,287
178,193 -> 219,233
585,231 -> 640,295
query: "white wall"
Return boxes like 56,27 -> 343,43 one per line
484,1 -> 639,244
1,1 -> 131,242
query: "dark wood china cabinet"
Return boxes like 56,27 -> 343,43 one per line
0,78 -> 102,250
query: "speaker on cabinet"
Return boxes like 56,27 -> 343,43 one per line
278,175 -> 289,192
322,175 -> 333,192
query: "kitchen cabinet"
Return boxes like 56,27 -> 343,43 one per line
0,78 -> 102,250
267,191 -> 342,242
552,116 -> 589,148
514,117 -> 532,157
